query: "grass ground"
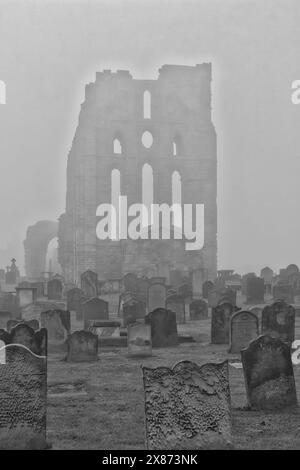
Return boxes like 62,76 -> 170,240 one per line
46,311 -> 300,450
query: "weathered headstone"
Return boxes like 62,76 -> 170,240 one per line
122,273 -> 138,293
0,311 -> 12,329
262,300 -> 295,344
40,309 -> 70,341
80,270 -> 98,298
246,277 -> 264,304
66,330 -> 98,362
0,293 -> 19,318
229,310 -> 259,353
82,298 -> 109,329
145,308 -> 178,348
122,299 -> 145,327
66,287 -> 86,320
166,294 -> 185,323
211,302 -> 235,344
147,281 -> 166,312
88,320 -> 121,338
202,280 -> 214,299
7,318 -> 40,332
189,299 -> 208,320
47,278 -> 63,300
0,344 -> 47,448
127,323 -> 152,357
142,360 -> 232,449
241,335 -> 297,410
16,287 -> 37,308
0,324 -> 47,356
273,282 -> 294,303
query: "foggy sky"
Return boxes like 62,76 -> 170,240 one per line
0,0 -> 299,275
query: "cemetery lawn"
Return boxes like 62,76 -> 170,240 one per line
47,317 -> 300,450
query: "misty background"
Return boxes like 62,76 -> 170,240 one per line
0,0 -> 299,275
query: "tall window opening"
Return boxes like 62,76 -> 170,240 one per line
143,90 -> 151,119
113,138 -> 122,155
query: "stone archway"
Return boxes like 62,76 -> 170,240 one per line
24,220 -> 58,278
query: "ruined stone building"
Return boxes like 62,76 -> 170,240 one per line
25,64 -> 217,288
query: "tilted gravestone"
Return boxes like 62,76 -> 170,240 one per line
147,281 -> 167,312
145,308 -> 178,348
66,330 -> 98,362
7,319 -> 40,332
66,287 -> 86,320
80,270 -> 98,299
261,300 -> 295,344
229,310 -> 259,353
47,279 -> 63,300
0,324 -> 47,356
142,360 -> 232,450
202,280 -> 214,299
0,311 -> 12,329
246,277 -> 265,304
82,298 -> 109,329
122,299 -> 146,327
211,302 -> 235,344
166,294 -> 185,324
127,323 -> 152,357
189,299 -> 208,320
40,309 -> 70,341
241,335 -> 297,410
0,344 -> 47,447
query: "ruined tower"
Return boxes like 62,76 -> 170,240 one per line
58,64 -> 217,286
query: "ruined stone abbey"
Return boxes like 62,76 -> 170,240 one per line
25,64 -> 217,289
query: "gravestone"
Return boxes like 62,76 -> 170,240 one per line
229,310 -> 259,353
66,330 -> 98,362
0,324 -> 47,356
211,302 -> 235,344
82,298 -> 109,329
30,282 -> 44,299
66,287 -> 86,320
136,277 -> 149,304
246,277 -> 265,304
47,278 -> 63,300
166,294 -> 185,323
127,323 -> 152,357
0,293 -> 19,318
241,335 -> 297,410
262,300 -> 295,344
142,360 -> 232,450
122,273 -> 138,293
40,309 -> 70,341
189,299 -> 208,320
0,311 -> 12,329
147,281 -> 166,312
202,280 -> 214,299
88,320 -> 121,338
0,344 -> 47,447
122,299 -> 145,327
16,287 -> 37,307
7,319 -> 40,332
145,308 -> 178,348
80,270 -> 98,298
273,282 -> 294,303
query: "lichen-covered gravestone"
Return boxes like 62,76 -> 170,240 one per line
166,294 -> 185,324
7,319 -> 40,332
80,270 -> 98,299
0,311 -> 12,329
147,281 -> 166,312
0,343 -> 47,449
47,278 -> 63,300
229,310 -> 259,353
0,323 -> 47,356
145,308 -> 178,348
211,302 -> 235,344
142,360 -> 232,450
262,300 -> 295,344
82,298 -> 109,329
66,330 -> 98,362
241,335 -> 297,410
189,299 -> 208,320
127,323 -> 152,357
